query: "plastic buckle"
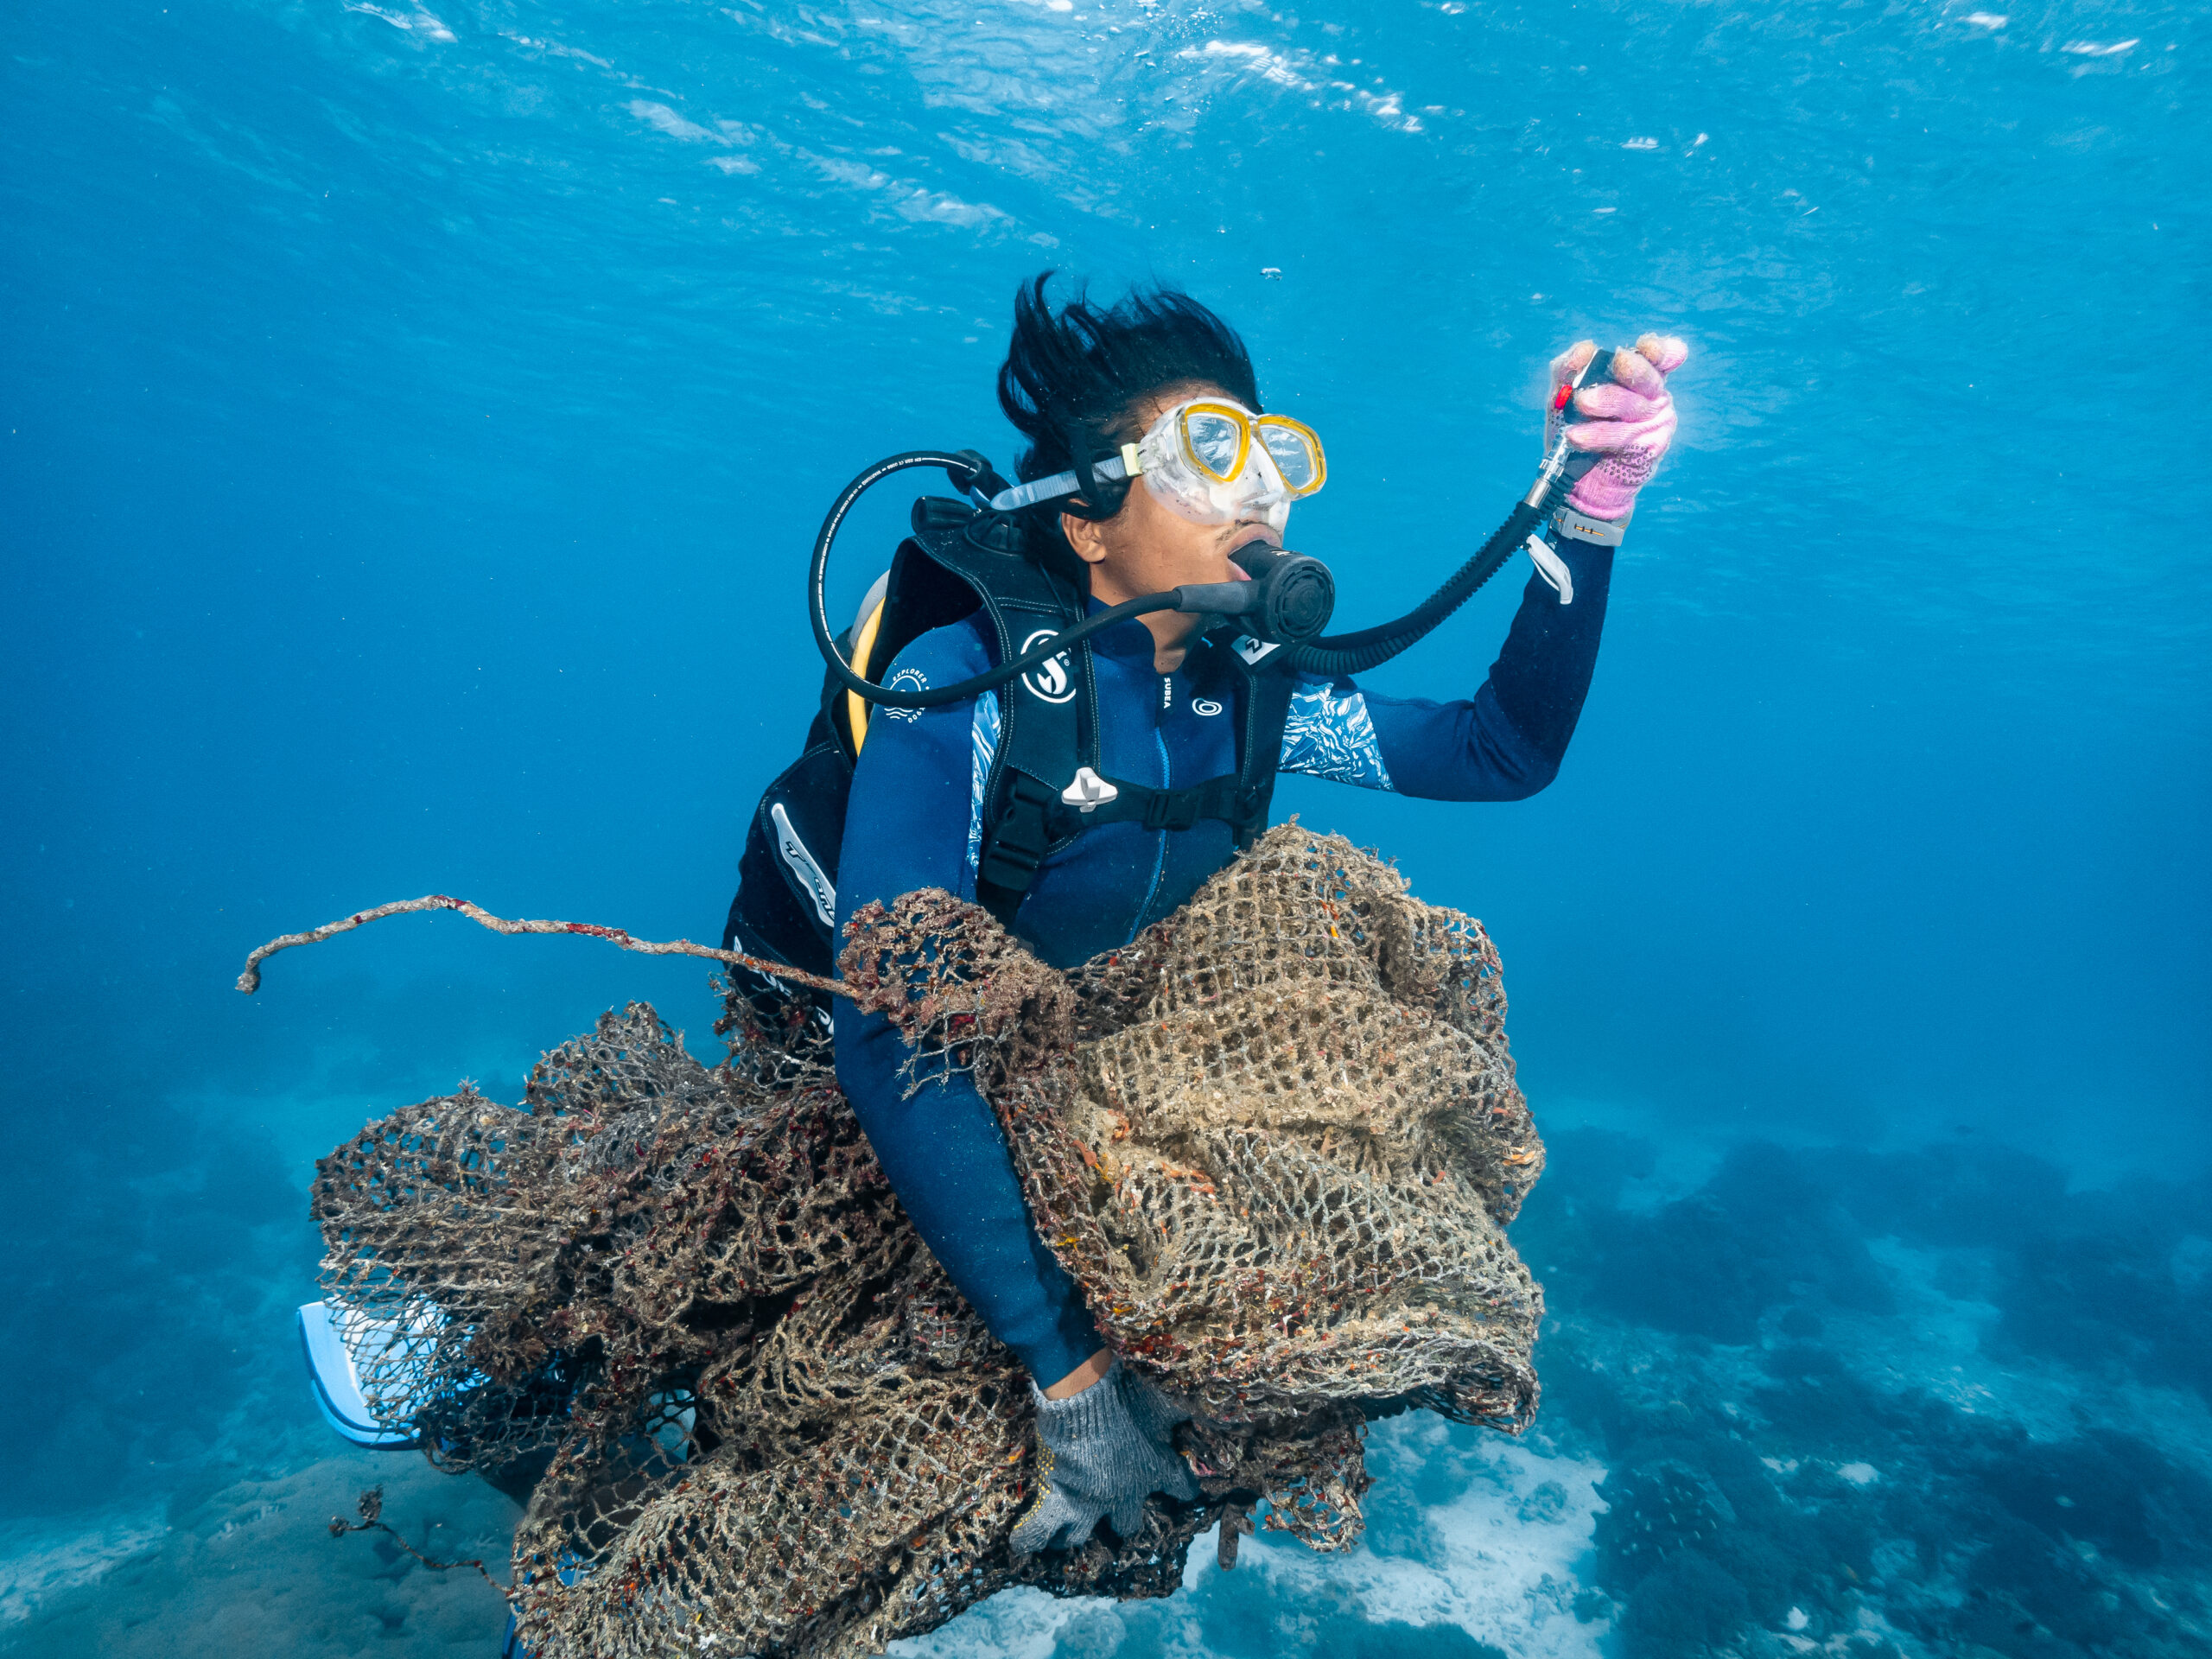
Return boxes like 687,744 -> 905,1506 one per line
980,781 -> 1052,885
1143,793 -> 1200,832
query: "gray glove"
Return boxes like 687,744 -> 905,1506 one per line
1117,1363 -> 1195,1452
1009,1360 -> 1199,1555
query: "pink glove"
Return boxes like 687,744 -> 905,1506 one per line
1545,334 -> 1690,522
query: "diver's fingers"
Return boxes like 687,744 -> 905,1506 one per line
1548,340 -> 1597,391
1565,419 -> 1631,452
1011,1511 -> 1071,1555
1606,346 -> 1668,400
1570,381 -> 1666,423
1567,405 -> 1678,452
1633,332 -> 1690,376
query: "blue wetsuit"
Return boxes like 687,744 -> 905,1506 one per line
832,536 -> 1615,1383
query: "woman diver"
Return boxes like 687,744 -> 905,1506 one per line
829,274 -> 1688,1554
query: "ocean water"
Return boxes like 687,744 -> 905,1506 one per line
3,0 -> 2207,1654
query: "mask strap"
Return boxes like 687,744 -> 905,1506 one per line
1059,421 -> 1131,522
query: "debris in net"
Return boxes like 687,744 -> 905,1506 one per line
304,824 -> 1545,1659
1217,1502 -> 1256,1569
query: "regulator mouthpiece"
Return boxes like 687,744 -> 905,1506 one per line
1172,549 -> 1337,645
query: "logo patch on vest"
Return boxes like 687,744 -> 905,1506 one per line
1231,634 -> 1281,665
880,665 -> 928,722
1018,628 -> 1077,704
1192,697 -> 1224,717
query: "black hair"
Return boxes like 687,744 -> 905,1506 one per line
995,273 -> 1259,571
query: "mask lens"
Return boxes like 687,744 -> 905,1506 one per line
1181,409 -> 1249,483
1258,418 -> 1325,498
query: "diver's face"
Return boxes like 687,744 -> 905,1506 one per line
1060,381 -> 1281,668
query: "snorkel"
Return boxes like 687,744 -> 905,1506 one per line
806,348 -> 1618,707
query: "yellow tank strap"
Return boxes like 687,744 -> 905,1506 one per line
845,599 -> 887,753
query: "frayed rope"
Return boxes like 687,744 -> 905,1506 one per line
237,893 -> 842,997
329,1485 -> 507,1598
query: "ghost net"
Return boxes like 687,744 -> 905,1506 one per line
308,824 -> 1546,1657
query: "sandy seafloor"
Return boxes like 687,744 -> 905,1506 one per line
6,1107 -> 2205,1659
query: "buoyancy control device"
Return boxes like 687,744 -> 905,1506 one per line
720,473 -> 1318,1020
721,350 -> 1621,1016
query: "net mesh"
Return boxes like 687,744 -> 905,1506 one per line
309,825 -> 1545,1658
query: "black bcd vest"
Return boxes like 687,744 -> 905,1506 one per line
721,497 -> 1297,1016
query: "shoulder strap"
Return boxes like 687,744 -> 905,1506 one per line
976,622 -> 1093,925
905,505 -> 1094,926
977,626 -> 1305,921
1224,632 -> 1296,850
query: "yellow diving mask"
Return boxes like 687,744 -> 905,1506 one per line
990,397 -> 1327,531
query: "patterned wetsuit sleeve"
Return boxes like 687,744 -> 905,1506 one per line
1280,676 -> 1395,790
830,626 -> 1101,1385
1285,535 -> 1615,803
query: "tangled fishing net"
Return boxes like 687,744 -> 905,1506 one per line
307,824 -> 1546,1657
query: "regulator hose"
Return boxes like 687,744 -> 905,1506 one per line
1281,346 -> 1615,677
1284,496 -> 1549,679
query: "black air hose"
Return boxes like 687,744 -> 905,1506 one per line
1285,498 -> 1548,679
1284,347 -> 1621,677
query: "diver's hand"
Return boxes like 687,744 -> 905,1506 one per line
1010,1359 -> 1198,1555
1546,334 -> 1689,522
1116,1363 -> 1194,1450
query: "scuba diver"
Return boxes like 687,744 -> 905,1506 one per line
727,273 -> 1688,1556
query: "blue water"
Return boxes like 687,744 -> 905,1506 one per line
3,1 -> 2207,1653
